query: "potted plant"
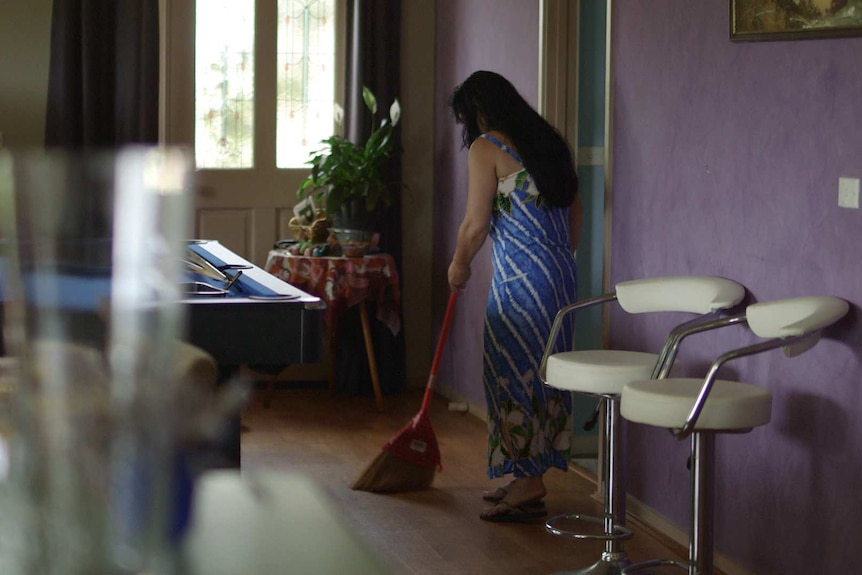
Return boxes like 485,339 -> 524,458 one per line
296,86 -> 401,231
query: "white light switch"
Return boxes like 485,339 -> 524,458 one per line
838,177 -> 860,209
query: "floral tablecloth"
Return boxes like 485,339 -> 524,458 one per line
264,250 -> 401,336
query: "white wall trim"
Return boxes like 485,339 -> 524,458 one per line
602,0 -> 614,348
436,387 -> 488,422
538,0 -> 577,137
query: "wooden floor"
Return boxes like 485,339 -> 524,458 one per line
240,387 -> 690,575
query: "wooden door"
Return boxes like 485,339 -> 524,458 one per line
161,0 -> 344,266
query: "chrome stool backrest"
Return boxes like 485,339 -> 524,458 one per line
620,295 -> 849,575
538,275 -> 745,575
657,295 -> 849,440
540,275 -> 747,384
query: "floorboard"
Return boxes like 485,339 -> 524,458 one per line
240,388 -> 692,574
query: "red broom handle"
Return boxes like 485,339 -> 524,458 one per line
419,291 -> 458,413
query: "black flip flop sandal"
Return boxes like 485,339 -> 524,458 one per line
479,500 -> 548,523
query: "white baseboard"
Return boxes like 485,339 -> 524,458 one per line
436,388 -> 488,422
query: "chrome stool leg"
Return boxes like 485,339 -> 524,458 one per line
690,432 -> 715,575
547,398 -> 642,575
622,433 -> 716,575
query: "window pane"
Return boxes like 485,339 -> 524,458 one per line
276,0 -> 336,169
195,0 -> 255,169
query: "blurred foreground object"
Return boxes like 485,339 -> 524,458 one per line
0,148 -> 225,574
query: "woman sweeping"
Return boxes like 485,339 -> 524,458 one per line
448,70 -> 581,523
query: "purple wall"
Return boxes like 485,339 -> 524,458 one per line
611,2 -> 862,573
433,0 -> 539,408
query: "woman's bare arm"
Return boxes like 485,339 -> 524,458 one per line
449,138 -> 498,292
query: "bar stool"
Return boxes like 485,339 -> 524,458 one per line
619,295 -> 849,575
539,276 -> 746,575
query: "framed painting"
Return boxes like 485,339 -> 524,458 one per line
731,0 -> 862,41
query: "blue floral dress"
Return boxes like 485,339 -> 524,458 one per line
480,133 -> 577,479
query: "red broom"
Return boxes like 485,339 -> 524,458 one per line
352,292 -> 458,492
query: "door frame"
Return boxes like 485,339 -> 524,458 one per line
539,0 -> 619,476
538,0 -> 579,148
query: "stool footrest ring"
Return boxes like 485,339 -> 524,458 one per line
545,512 -> 634,541
621,558 -> 686,574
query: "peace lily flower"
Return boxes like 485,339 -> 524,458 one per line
298,86 -> 404,220
389,99 -> 401,126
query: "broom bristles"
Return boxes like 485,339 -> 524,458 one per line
351,450 -> 437,493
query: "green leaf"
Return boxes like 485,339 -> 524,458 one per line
362,86 -> 378,115
294,89 -> 404,218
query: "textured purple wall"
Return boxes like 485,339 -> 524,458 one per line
433,0 -> 539,408
612,2 -> 862,573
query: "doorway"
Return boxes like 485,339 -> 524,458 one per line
539,0 -> 609,463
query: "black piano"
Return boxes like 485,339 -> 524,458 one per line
183,239 -> 324,367
0,239 -> 325,467
182,240 -> 325,466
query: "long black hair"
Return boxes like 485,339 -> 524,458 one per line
449,70 -> 578,208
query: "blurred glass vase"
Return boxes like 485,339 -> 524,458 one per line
0,148 -> 193,575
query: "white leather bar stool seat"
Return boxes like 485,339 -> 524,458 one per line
622,378 -> 771,432
546,350 -> 659,395
619,295 -> 849,575
539,276 -> 746,575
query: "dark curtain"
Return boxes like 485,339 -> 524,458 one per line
41,0 -> 159,273
44,0 -> 160,148
337,0 -> 406,396
344,0 -> 402,268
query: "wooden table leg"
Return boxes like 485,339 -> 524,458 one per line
358,302 -> 384,412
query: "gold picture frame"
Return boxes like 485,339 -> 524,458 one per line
731,0 -> 862,41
